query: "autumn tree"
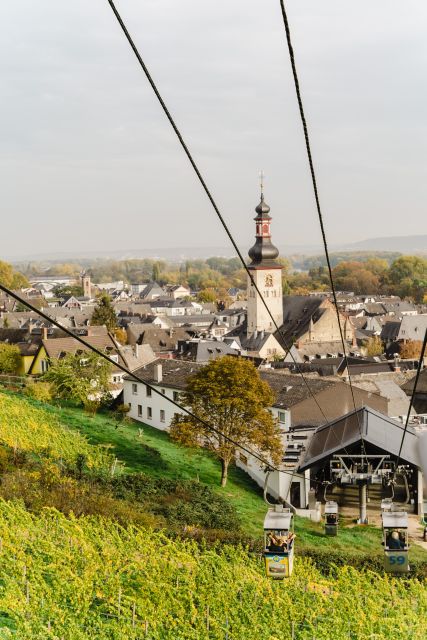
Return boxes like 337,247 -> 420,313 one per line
332,261 -> 380,294
91,294 -> 117,332
399,340 -> 427,360
0,344 -> 21,374
170,356 -> 283,487
114,327 -> 128,345
0,260 -> 29,289
43,351 -> 112,413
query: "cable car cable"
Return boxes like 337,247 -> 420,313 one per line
104,0 -> 361,465
394,326 -> 427,473
277,0 -> 367,459
0,282 -> 328,488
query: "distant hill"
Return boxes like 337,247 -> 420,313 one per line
337,235 -> 427,254
6,235 -> 427,263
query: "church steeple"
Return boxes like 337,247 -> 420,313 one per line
248,175 -> 280,266
246,173 -> 283,337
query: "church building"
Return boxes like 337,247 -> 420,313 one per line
229,182 -> 354,361
240,189 -> 286,359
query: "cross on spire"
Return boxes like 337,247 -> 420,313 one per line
259,170 -> 265,199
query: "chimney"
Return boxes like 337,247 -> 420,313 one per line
41,327 -> 48,341
154,362 -> 163,383
135,343 -> 140,359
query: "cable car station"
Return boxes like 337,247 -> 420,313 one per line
298,406 -> 423,523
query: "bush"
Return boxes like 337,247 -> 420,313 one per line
110,473 -> 241,531
24,381 -> 53,403
0,467 -> 162,529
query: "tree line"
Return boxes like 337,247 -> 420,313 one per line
2,253 -> 427,302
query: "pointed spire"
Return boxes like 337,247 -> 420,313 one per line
255,170 -> 271,216
248,173 -> 279,265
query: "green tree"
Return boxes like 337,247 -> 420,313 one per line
152,262 -> 161,282
362,335 -> 384,357
52,284 -> 84,299
388,256 -> 427,302
0,344 -> 21,374
91,295 -> 117,332
170,356 -> 283,487
197,288 -> 217,303
43,351 -> 112,413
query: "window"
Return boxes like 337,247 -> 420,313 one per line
138,405 -> 142,417
239,453 -> 248,465
173,391 -> 179,402
41,360 -> 49,373
161,388 -> 166,395
132,383 -> 138,395
146,387 -> 152,397
160,410 -> 165,422
147,407 -> 152,419
278,411 -> 287,424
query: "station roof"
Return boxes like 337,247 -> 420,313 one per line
298,406 -> 420,471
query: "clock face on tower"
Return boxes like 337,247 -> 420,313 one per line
265,274 -> 273,287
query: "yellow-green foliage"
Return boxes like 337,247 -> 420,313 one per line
0,393 -> 113,472
0,500 -> 426,639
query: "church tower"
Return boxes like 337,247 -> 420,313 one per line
247,182 -> 283,337
81,271 -> 92,299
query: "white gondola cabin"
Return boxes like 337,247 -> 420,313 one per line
381,510 -> 409,573
324,501 -> 338,536
263,506 -> 295,579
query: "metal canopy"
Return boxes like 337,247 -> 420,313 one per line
298,407 -> 420,472
382,511 -> 408,529
264,508 -> 293,531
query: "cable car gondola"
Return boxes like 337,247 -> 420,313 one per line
263,505 -> 295,579
324,500 -> 338,536
381,506 -> 409,573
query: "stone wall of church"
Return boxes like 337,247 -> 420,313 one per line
298,303 -> 354,346
247,267 -> 283,336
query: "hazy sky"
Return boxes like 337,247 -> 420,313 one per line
1,0 -> 426,258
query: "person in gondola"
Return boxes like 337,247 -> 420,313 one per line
286,532 -> 296,549
267,533 -> 286,552
387,530 -> 404,549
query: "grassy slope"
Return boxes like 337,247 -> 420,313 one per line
29,401 -> 267,534
3,392 -> 427,565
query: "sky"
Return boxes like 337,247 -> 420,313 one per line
1,0 -> 426,259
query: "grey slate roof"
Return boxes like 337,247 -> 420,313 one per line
125,360 -> 202,389
381,321 -> 401,342
259,370 -> 338,409
125,358 -> 339,409
401,369 -> 427,395
397,315 -> 427,342
276,296 -> 324,344
127,324 -> 192,352
177,340 -> 239,362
